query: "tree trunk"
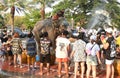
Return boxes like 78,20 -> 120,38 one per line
11,6 -> 15,34
40,2 -> 45,20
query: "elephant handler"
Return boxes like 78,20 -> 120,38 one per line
39,32 -> 52,76
52,9 -> 64,20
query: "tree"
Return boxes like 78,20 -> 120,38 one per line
0,0 -> 30,33
23,10 -> 41,29
0,14 -> 5,28
52,0 -> 120,29
106,0 -> 120,29
32,0 -> 55,20
53,0 -> 95,27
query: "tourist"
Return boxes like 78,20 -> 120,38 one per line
0,42 -> 7,62
39,32 -> 52,75
26,32 -> 36,71
55,30 -> 70,78
101,28 -> 116,78
11,32 -> 23,68
6,35 -> 13,65
1,30 -> 8,43
115,31 -> 120,47
70,32 -> 86,78
86,35 -> 101,78
116,44 -> 120,58
68,35 -> 77,71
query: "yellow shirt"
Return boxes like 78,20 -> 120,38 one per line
116,36 -> 120,46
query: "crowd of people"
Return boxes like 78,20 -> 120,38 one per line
0,27 -> 120,78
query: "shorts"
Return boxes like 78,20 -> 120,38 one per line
0,51 -> 5,56
12,51 -> 22,55
27,55 -> 35,64
56,58 -> 69,62
7,50 -> 13,56
105,59 -> 114,64
86,55 -> 98,65
40,54 -> 51,63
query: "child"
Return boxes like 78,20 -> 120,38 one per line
6,42 -> 13,65
0,42 -> 7,62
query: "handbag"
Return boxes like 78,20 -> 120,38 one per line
86,43 -> 96,55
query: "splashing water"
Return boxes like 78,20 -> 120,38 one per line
87,1 -> 111,29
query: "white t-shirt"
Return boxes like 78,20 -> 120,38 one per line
86,42 -> 100,56
55,37 -> 70,58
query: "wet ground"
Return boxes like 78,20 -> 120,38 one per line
0,58 -> 120,78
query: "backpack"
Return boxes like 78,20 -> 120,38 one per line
110,40 -> 116,57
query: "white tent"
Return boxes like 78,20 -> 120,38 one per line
3,6 -> 29,16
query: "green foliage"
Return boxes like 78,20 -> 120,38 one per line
23,10 -> 41,29
1,0 -> 120,29
0,15 -> 5,28
52,0 -> 94,27
106,0 -> 120,29
14,16 -> 24,27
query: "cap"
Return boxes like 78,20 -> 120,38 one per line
90,35 -> 97,41
105,28 -> 112,33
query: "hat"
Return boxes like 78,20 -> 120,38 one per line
105,28 -> 112,33
90,35 -> 97,41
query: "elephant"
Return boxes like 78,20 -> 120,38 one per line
32,17 -> 69,58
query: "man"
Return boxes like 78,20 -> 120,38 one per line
39,32 -> 52,76
26,32 -> 36,71
52,10 -> 64,20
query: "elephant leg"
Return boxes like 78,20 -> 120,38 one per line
48,31 -> 56,65
33,31 -> 40,55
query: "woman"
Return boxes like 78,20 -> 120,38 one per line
70,33 -> 86,78
55,30 -> 70,78
101,28 -> 115,78
86,35 -> 101,78
11,32 -> 23,68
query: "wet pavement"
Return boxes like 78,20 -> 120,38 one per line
0,58 -> 120,78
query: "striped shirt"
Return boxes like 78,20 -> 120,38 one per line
26,38 -> 36,56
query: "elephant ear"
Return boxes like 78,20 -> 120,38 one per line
61,20 -> 69,27
59,17 -> 69,28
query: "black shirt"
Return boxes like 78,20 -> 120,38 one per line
103,36 -> 115,60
